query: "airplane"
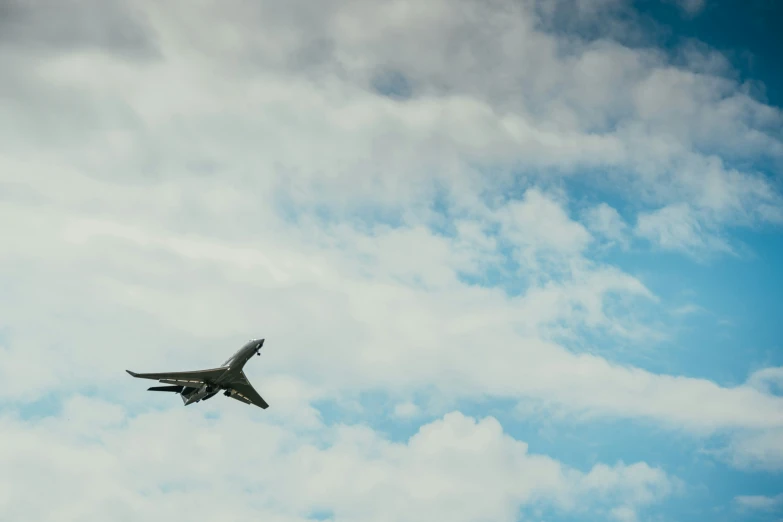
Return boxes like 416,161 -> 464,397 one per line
126,338 -> 269,409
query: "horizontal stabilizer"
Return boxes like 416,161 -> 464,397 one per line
148,385 -> 184,392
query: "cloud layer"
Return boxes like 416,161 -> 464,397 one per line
1,400 -> 678,522
1,0 -> 782,520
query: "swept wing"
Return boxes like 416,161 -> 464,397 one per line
125,368 -> 227,387
226,371 -> 269,409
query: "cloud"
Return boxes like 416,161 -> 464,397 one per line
723,428 -> 783,472
734,493 -> 783,512
583,203 -> 630,248
393,402 -> 420,419
748,367 -> 783,395
670,304 -> 705,316
0,0 -> 158,58
673,0 -> 706,16
498,188 -> 593,260
635,203 -> 734,256
2,198 -> 781,437
708,365 -> 783,470
610,505 -> 638,522
1,0 -> 782,519
0,405 -> 678,521
3,0 -> 781,223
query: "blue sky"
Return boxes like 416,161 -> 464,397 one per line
635,0 -> 783,107
0,0 -> 782,521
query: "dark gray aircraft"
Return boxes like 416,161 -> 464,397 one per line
126,338 -> 269,409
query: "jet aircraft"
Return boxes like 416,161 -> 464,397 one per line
126,338 -> 269,409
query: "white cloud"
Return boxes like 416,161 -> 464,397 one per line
393,402 -> 420,419
2,201 -> 781,438
0,405 -> 677,522
635,203 -> 734,256
734,493 -> 783,511
610,505 -> 639,522
498,188 -> 593,261
748,367 -> 783,395
724,428 -> 783,472
3,0 -> 780,225
1,2 -> 783,520
584,203 -> 630,247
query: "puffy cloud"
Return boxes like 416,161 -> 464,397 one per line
0,405 -> 677,522
497,188 -> 593,265
2,0 -> 781,223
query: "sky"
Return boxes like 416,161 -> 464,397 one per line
0,0 -> 782,521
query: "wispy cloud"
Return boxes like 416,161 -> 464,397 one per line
584,203 -> 630,249
670,304 -> 705,316
673,0 -> 707,16
734,493 -> 783,511
635,203 -> 735,258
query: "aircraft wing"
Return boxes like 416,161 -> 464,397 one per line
126,368 -> 227,386
227,372 -> 269,409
